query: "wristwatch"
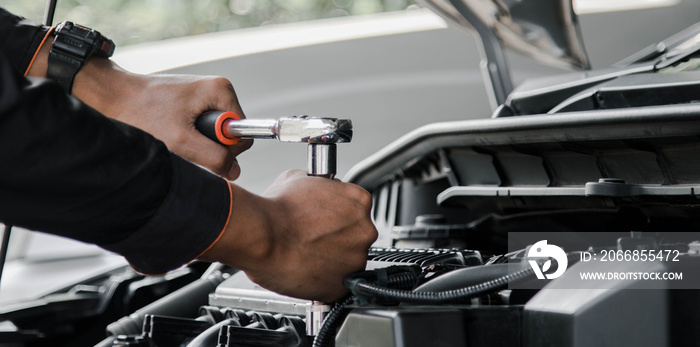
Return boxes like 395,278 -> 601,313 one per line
47,21 -> 115,94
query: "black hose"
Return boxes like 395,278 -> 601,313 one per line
385,271 -> 419,289
312,266 -> 421,347
315,256 -> 576,345
346,267 -> 535,305
312,296 -> 354,347
346,253 -> 582,305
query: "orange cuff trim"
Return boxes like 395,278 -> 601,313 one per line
129,265 -> 166,277
24,26 -> 55,76
131,182 -> 232,277
194,181 -> 233,260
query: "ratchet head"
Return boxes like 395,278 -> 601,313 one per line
277,116 -> 353,144
196,111 -> 352,179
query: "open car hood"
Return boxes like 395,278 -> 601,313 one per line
418,0 -> 590,70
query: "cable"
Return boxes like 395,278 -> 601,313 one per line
345,254 -> 580,305
43,0 -> 58,26
0,224 -> 12,290
316,254 -> 579,346
312,296 -> 354,347
312,266 -> 420,347
346,267 -> 535,305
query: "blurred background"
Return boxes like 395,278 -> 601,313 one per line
3,0 -> 418,46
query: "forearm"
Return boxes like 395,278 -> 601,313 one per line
197,183 -> 273,270
0,7 -> 134,113
25,30 -> 146,117
23,22 -> 253,180
1,8 -> 378,302
0,7 -> 49,75
0,51 -> 231,275
199,171 -> 378,302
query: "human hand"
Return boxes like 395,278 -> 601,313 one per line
199,170 -> 378,302
27,41 -> 252,180
73,62 -> 254,180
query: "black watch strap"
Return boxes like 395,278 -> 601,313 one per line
47,21 -> 115,94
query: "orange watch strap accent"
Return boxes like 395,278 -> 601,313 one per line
24,26 -> 55,76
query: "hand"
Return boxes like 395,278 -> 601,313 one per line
76,67 -> 253,180
27,41 -> 252,180
199,170 -> 378,302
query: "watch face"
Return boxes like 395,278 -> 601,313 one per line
70,23 -> 92,37
57,21 -> 115,58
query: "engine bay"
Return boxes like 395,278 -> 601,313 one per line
77,232 -> 700,347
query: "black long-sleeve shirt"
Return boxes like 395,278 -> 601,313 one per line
0,8 -> 231,274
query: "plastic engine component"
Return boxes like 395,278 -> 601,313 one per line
335,306 -> 522,347
112,308 -> 310,347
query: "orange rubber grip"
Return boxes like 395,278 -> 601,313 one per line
196,111 -> 241,145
